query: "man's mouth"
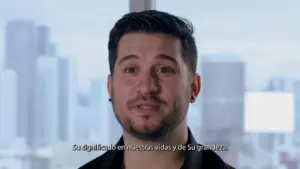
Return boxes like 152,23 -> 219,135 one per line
132,102 -> 160,114
137,103 -> 159,109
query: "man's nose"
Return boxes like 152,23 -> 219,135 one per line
136,74 -> 159,95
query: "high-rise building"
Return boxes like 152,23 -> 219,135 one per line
35,56 -> 76,146
265,78 -> 295,92
35,56 -> 60,147
89,78 -> 122,144
89,78 -> 104,141
200,54 -> 245,167
48,43 -> 57,56
57,57 -> 74,142
293,80 -> 300,147
62,58 -> 77,143
0,69 -> 18,147
266,79 -> 285,91
4,20 -> 38,148
76,92 -> 91,142
130,0 -> 155,12
36,26 -> 50,56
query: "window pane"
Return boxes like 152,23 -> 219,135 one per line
157,0 -> 299,168
0,0 -> 128,168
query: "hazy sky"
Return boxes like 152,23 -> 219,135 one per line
0,0 -> 299,91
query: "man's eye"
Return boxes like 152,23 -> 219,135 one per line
124,67 -> 136,73
157,67 -> 175,74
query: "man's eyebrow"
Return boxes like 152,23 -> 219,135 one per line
117,54 -> 178,65
118,54 -> 139,65
156,54 -> 178,65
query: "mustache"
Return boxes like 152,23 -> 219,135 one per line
127,94 -> 167,106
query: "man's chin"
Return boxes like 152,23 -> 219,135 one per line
128,124 -> 166,140
132,124 -> 160,134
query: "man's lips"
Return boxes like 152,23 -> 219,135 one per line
131,102 -> 160,113
137,103 -> 159,109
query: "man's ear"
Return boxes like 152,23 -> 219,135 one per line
190,74 -> 201,103
107,74 -> 113,98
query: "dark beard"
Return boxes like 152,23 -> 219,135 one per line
125,116 -> 168,141
111,94 -> 186,141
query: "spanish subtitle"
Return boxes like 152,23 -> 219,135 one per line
72,144 -> 228,152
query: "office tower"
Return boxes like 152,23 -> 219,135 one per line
57,57 -> 76,143
265,78 -> 294,92
27,56 -> 60,169
36,26 -> 50,56
89,78 -> 103,141
101,78 -> 122,144
76,92 -> 91,142
49,43 -> 57,56
130,0 -> 155,12
4,20 -> 38,148
89,78 -> 122,144
201,54 -> 245,167
0,70 -> 18,147
64,58 -> 77,143
36,56 -> 77,145
35,56 -> 59,147
267,79 -> 285,91
293,81 -> 300,147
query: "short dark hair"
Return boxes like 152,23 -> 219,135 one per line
108,10 -> 197,74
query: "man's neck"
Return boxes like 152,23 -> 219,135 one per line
122,122 -> 188,169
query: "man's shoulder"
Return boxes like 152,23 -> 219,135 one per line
78,151 -> 111,169
199,144 -> 235,169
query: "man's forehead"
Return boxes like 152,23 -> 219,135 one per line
120,32 -> 179,41
118,32 -> 180,49
117,32 -> 182,61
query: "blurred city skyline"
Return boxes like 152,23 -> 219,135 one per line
0,0 -> 299,168
0,0 -> 299,91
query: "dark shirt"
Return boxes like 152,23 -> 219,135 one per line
78,128 -> 235,169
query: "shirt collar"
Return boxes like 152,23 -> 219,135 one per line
100,127 -> 201,169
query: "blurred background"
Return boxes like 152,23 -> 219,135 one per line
0,0 -> 299,168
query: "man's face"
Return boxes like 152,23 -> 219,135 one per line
108,32 -> 200,140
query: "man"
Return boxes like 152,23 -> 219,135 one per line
79,10 -> 235,169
